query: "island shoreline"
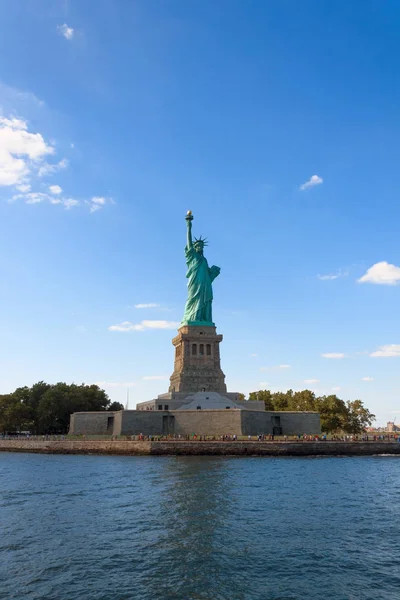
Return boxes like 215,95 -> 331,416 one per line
1,439 -> 400,457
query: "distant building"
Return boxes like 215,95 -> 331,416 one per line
387,421 -> 400,432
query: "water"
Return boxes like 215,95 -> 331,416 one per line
1,454 -> 400,600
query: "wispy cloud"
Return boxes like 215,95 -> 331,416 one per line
0,83 -> 45,109
12,192 -> 50,205
332,386 -> 341,392
63,198 -> 79,209
38,158 -> 68,178
317,269 -> 348,281
300,174 -> 323,191
142,375 -> 168,381
134,303 -> 161,309
86,196 -> 114,213
57,23 -> 74,40
96,381 -> 136,388
108,320 -> 179,332
370,345 -> 400,358
358,261 -> 400,286
317,273 -> 341,281
260,364 -> 291,371
11,190 -> 80,209
362,377 -> 374,381
2,105 -> 111,214
304,379 -> 319,384
16,183 -> 31,193
321,353 -> 345,359
250,353 -> 258,357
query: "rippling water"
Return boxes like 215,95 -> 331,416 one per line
1,453 -> 400,599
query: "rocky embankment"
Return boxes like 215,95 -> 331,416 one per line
1,439 -> 400,456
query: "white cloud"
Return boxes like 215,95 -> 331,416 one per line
11,190 -> 79,209
108,320 -> 179,332
38,157 -> 68,177
96,381 -> 136,388
317,273 -> 340,281
0,116 -> 27,130
25,192 -> 50,204
304,379 -> 319,384
134,303 -> 160,309
16,183 -> 31,192
2,107 -> 112,215
92,196 -> 106,205
362,377 -> 374,381
317,269 -> 348,281
260,364 -> 291,371
142,375 -> 168,381
358,261 -> 400,286
86,196 -> 114,213
300,174 -> 323,191
332,386 -> 341,392
57,23 -> 74,40
0,115 -> 54,186
250,353 -> 258,357
370,345 -> 400,358
321,353 -> 345,359
12,191 -> 54,204
63,198 -> 79,209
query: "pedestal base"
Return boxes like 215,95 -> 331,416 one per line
169,325 -> 227,394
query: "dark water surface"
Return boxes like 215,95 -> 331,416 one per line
1,454 -> 400,600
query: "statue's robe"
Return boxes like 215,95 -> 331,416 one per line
182,245 -> 220,324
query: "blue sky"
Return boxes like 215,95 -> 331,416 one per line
1,0 -> 399,424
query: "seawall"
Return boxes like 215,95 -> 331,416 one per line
1,439 -> 400,456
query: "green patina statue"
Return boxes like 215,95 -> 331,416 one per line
182,211 -> 220,326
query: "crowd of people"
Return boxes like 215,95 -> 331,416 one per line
1,432 -> 399,442
129,432 -> 400,443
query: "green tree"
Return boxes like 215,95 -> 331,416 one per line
291,390 -> 316,411
344,399 -> 375,433
108,401 -> 124,411
16,382 -> 52,433
271,390 -> 293,411
37,383 -> 110,434
315,395 -> 348,433
0,393 -> 32,433
246,387 -> 375,434
248,390 -> 274,410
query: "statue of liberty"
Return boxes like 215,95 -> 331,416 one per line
182,211 -> 220,326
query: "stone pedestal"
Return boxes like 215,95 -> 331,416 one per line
169,325 -> 227,393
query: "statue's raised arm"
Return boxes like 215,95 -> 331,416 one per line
185,210 -> 194,250
182,211 -> 220,326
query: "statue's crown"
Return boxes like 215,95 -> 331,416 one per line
194,235 -> 208,246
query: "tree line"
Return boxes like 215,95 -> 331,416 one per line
0,382 -> 124,435
245,389 -> 375,433
0,382 -> 375,435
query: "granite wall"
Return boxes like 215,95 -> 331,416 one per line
70,408 -> 321,437
69,411 -> 116,435
239,411 -> 321,436
1,439 -> 400,456
172,409 -> 243,436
